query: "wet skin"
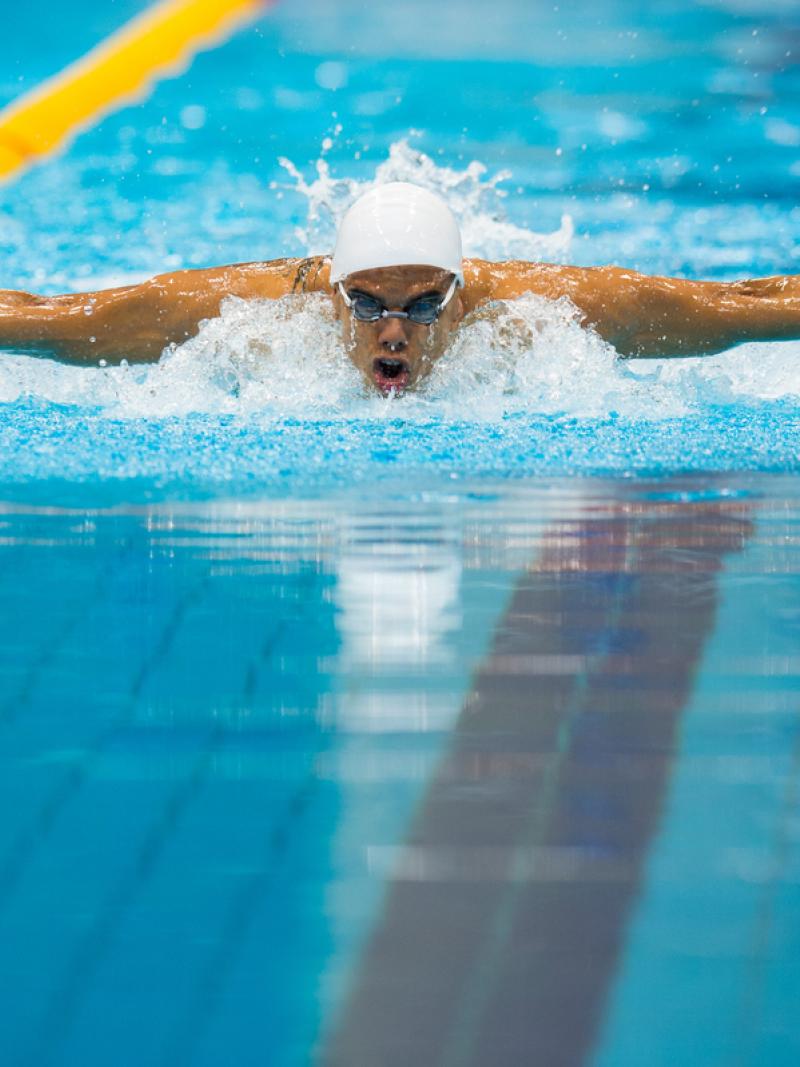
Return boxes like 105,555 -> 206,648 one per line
331,264 -> 464,393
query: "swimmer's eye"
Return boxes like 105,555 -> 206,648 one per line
348,293 -> 385,321
405,298 -> 441,324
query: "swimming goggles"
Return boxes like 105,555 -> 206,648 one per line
338,275 -> 458,325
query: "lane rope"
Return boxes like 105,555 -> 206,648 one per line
0,0 -> 274,182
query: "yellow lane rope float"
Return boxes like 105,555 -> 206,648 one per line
0,0 -> 275,182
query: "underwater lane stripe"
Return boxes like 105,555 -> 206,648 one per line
0,0 -> 276,181
322,499 -> 751,1067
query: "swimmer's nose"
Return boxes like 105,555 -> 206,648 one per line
377,316 -> 408,352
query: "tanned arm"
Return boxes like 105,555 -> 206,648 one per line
571,268 -> 800,357
0,257 -> 328,365
468,259 -> 800,358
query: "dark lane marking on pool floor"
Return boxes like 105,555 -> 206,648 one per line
0,570 -> 212,912
322,499 -> 751,1067
24,568 -> 331,1067
0,529 -> 137,726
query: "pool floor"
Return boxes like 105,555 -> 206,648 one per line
1,473 -> 798,1066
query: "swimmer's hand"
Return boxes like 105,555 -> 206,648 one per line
0,258 -> 325,365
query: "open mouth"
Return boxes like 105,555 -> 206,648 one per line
372,357 -> 410,394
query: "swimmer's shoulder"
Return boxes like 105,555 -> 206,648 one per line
159,256 -> 333,301
462,258 -> 597,309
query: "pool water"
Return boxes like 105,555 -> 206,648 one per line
1,1 -> 800,1065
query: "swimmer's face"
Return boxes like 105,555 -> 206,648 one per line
333,265 -> 464,394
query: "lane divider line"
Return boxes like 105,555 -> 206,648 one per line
0,0 -> 276,182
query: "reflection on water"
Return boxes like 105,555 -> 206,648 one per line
0,476 -> 799,1066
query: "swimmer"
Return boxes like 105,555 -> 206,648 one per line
1,181 -> 800,394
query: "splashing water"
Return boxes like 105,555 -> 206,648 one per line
1,139 -> 800,489
0,295 -> 360,419
3,291 -> 799,425
277,138 -> 575,263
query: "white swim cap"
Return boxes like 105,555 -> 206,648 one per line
330,182 -> 463,285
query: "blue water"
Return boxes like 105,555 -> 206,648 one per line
1,2 -> 800,1065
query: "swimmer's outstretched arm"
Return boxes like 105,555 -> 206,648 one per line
0,258 -> 326,364
475,261 -> 800,357
581,269 -> 800,357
